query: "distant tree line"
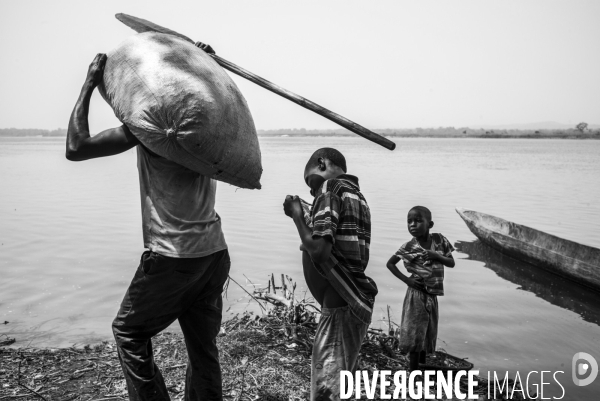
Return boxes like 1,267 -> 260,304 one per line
258,126 -> 600,138
2,126 -> 598,139
0,128 -> 67,137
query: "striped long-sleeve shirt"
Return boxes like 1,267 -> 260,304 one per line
300,174 -> 378,324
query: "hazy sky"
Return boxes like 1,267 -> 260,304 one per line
1,1 -> 599,131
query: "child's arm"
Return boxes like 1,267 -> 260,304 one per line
421,250 -> 455,268
284,195 -> 332,264
386,255 -> 425,290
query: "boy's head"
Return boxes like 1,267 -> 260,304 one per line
407,206 -> 434,238
303,147 -> 347,196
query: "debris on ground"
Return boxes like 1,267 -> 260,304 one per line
0,275 -> 533,400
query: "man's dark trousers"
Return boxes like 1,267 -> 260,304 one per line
112,249 -> 231,401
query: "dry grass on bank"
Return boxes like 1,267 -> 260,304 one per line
0,276 -> 531,401
0,311 -> 315,401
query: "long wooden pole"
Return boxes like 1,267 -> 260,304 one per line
213,55 -> 396,150
115,13 -> 396,151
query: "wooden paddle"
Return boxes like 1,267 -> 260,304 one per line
115,13 -> 396,151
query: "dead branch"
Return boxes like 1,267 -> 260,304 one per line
253,292 -> 291,308
228,275 -> 267,311
17,356 -> 48,401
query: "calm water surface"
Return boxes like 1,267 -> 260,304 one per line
1,137 -> 599,398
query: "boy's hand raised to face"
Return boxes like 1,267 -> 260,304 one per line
283,195 -> 302,218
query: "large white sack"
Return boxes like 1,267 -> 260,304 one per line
99,32 -> 262,189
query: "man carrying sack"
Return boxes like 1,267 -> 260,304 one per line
66,45 -> 230,400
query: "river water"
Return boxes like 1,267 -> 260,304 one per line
1,137 -> 599,398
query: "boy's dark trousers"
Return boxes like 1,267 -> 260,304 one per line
112,249 -> 231,401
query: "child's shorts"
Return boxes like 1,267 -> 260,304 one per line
398,287 -> 439,354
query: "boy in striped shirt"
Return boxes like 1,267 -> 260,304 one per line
283,148 -> 378,401
386,206 -> 455,372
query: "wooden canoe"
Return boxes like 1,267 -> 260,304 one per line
456,208 -> 600,292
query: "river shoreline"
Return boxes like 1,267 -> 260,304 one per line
260,133 -> 600,139
2,127 -> 600,140
1,134 -> 599,140
1,308 -> 529,401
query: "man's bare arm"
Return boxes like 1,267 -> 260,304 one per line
66,53 -> 139,161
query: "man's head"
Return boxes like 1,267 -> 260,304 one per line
407,206 -> 434,238
303,147 -> 347,196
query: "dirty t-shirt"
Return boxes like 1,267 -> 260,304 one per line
137,146 -> 227,258
396,233 -> 454,296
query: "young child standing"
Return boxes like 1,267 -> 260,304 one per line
386,206 -> 455,371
